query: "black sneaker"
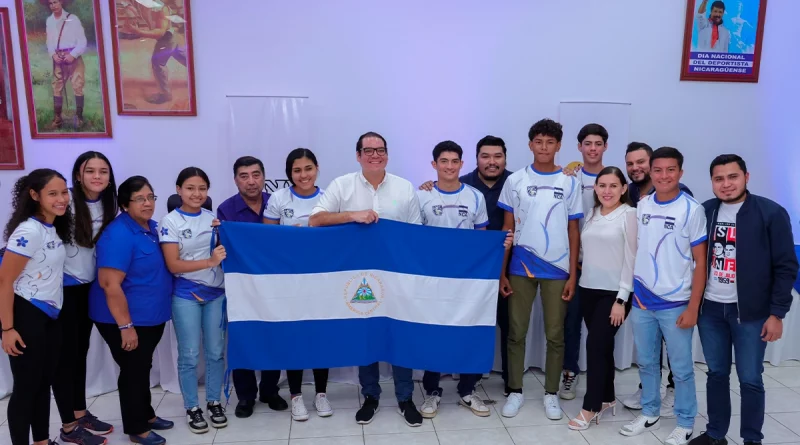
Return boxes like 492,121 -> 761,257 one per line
207,402 -> 228,428
235,400 -> 255,418
355,396 -> 380,424
688,432 -> 728,445
259,393 -> 289,411
76,411 -> 113,435
398,399 -> 423,427
186,407 -> 209,434
60,426 -> 108,445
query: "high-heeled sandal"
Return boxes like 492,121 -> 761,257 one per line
598,401 -> 617,420
568,410 -> 599,431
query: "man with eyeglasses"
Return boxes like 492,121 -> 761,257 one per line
310,131 -> 424,427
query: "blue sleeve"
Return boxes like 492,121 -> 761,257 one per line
96,225 -> 134,273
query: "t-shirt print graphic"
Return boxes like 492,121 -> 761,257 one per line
711,221 -> 736,285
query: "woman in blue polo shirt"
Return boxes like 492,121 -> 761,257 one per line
90,176 -> 173,445
0,169 -> 71,445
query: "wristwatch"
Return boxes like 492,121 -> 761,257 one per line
615,298 -> 626,306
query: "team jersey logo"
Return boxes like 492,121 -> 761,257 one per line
553,187 -> 564,200
180,229 -> 193,239
15,236 -> 28,247
458,207 -> 468,217
664,216 -> 676,230
642,214 -> 651,225
46,241 -> 56,249
432,205 -> 443,216
527,186 -> 537,197
283,208 -> 294,218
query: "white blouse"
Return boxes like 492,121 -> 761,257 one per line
579,204 -> 638,300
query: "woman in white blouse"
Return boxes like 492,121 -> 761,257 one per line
568,166 -> 637,431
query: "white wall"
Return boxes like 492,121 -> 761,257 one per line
0,0 -> 797,241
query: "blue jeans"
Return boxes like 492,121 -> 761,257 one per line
359,363 -> 414,403
631,305 -> 697,428
172,296 -> 226,410
698,300 -> 768,442
422,371 -> 480,398
563,268 -> 582,373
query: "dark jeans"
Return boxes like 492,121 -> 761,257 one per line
52,283 -> 94,423
3,296 -> 62,445
580,287 -> 631,412
422,371 -> 481,398
287,369 -> 329,395
359,363 -> 414,403
563,270 -> 583,373
497,291 -> 509,387
698,300 -> 768,443
232,369 -> 281,402
96,322 -> 165,436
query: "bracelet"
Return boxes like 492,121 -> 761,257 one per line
119,322 -> 134,330
1,326 -> 13,332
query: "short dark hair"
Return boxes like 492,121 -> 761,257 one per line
592,166 -> 633,209
650,146 -> 684,169
476,135 -> 506,158
711,1 -> 725,11
528,119 -> 563,142
709,154 -> 747,177
176,167 -> 211,188
285,148 -> 319,185
432,140 -> 463,161
577,123 -> 609,144
356,132 -> 387,152
626,142 -> 653,156
118,176 -> 154,209
233,156 -> 264,176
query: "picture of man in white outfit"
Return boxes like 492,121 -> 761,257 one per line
695,0 -> 730,53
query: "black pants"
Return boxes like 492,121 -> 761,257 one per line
232,369 -> 281,402
497,292 -> 509,387
287,369 -> 329,395
580,287 -> 631,412
52,283 -> 94,423
96,322 -> 165,436
2,295 -> 62,445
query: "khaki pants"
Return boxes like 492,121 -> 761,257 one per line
507,275 -> 568,393
52,54 -> 85,97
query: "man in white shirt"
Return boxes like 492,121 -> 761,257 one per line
309,132 -> 423,428
695,0 -> 730,53
44,0 -> 88,129
620,147 -> 708,445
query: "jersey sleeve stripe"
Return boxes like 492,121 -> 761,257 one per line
690,235 -> 708,247
497,201 -> 513,213
568,212 -> 584,221
475,221 -> 489,229
5,249 -> 31,259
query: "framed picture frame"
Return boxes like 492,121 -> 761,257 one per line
0,8 -> 24,169
15,0 -> 112,138
108,0 -> 197,116
680,0 -> 768,83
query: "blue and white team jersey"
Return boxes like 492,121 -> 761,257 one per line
64,193 -> 104,285
577,168 -> 597,232
417,184 -> 489,230
632,192 -> 708,310
158,208 -> 224,301
6,218 -> 66,318
498,166 -> 583,280
263,187 -> 324,227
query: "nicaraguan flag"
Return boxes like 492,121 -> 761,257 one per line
219,220 -> 505,373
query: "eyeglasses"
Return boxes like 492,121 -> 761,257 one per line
361,147 -> 387,156
131,194 -> 157,204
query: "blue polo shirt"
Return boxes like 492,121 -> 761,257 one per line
89,212 -> 172,326
217,192 -> 270,223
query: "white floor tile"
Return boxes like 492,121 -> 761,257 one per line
292,436 -> 364,445
765,367 -> 800,387
770,412 -> 800,437
436,427 -> 515,445
86,395 -> 122,421
766,388 -> 800,414
506,424 -> 593,444
779,360 -> 800,368
214,412 -> 290,442
364,432 -> 437,445
362,406 -> 434,435
727,414 -> 800,444
218,442 -> 286,445
578,420 -> 664,445
289,408 -> 363,439
430,402 -> 504,431
153,416 -> 216,445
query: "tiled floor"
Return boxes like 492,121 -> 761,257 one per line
4,361 -> 800,444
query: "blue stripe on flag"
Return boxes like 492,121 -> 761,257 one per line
219,219 -> 506,279
227,318 -> 496,373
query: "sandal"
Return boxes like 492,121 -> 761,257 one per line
568,409 -> 599,431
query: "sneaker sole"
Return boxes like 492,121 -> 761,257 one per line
316,410 -> 334,418
210,421 -> 228,428
396,408 -> 422,427
83,427 -> 114,436
458,400 -> 490,417
620,424 -> 660,436
558,391 -> 577,400
188,426 -> 209,434
621,403 -> 642,410
501,408 -> 521,418
356,407 -> 379,425
420,410 -> 437,419
546,412 -> 563,420
292,414 -> 310,421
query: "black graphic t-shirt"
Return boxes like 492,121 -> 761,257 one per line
704,201 -> 743,303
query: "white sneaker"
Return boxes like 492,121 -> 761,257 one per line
459,392 -> 490,417
661,387 -> 676,418
543,394 -> 563,420
291,395 -> 309,421
420,394 -> 441,419
664,426 -> 693,445
619,414 -> 660,436
314,393 -> 333,417
621,388 -> 643,410
501,393 -> 524,417
557,371 -> 578,400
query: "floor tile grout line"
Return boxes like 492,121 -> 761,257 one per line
765,412 -> 800,439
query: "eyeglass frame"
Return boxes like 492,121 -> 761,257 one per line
130,194 -> 158,205
359,147 -> 388,156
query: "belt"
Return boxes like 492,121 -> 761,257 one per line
56,47 -> 75,52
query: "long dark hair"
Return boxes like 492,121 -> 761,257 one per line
592,166 -> 633,209
71,151 -> 118,247
285,148 -> 318,186
4,169 -> 73,245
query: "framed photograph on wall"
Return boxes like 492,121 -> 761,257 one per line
15,0 -> 112,138
680,0 -> 768,82
109,0 -> 196,116
0,8 -> 24,169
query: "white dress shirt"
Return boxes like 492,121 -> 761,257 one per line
46,10 -> 88,58
695,14 -> 731,53
579,204 -> 638,301
311,172 -> 422,225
